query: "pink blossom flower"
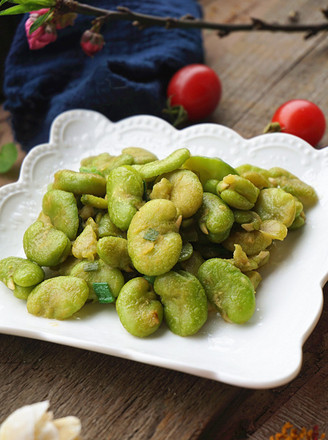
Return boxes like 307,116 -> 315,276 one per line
80,29 -> 105,57
25,9 -> 57,50
55,12 -> 77,30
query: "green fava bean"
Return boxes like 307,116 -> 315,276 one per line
122,147 -> 158,165
182,156 -> 237,186
233,210 -> 262,231
198,258 -> 256,324
178,242 -> 193,262
96,213 -> 125,238
268,168 -> 318,207
223,229 -> 272,256
97,236 -> 132,271
154,270 -> 208,336
179,250 -> 204,276
127,199 -> 182,276
0,257 -> 44,300
53,169 -> 106,196
151,169 -> 203,218
27,276 -> 89,320
203,179 -> 220,194
236,164 -> 271,189
80,152 -> 113,169
137,148 -> 190,181
42,189 -> 79,240
80,194 -> 108,210
116,277 -> 163,337
101,154 -> 135,175
217,174 -> 260,210
197,192 -> 234,243
69,259 -> 124,302
255,188 -> 296,227
107,165 -> 144,231
23,221 -> 71,267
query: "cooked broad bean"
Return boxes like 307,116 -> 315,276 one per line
69,259 -> 124,302
178,242 -> 194,262
97,236 -> 132,271
27,276 -> 89,320
0,257 -> 44,300
150,169 -> 203,218
197,192 -> 234,243
80,194 -> 108,210
198,258 -> 256,324
107,165 -> 144,231
116,277 -> 163,337
42,189 -> 79,240
122,147 -> 158,165
255,188 -> 296,227
236,164 -> 270,189
154,270 -> 208,336
223,229 -> 273,256
53,169 -> 106,196
182,155 -> 237,185
96,212 -> 125,238
23,221 -> 71,267
233,210 -> 262,231
137,148 -> 190,181
217,174 -> 260,210
268,167 -> 318,207
179,250 -> 204,276
127,199 -> 182,276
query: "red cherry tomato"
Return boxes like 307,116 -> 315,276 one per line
271,99 -> 326,146
167,64 -> 222,122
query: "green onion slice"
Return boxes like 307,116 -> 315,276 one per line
143,228 -> 159,242
93,282 -> 115,304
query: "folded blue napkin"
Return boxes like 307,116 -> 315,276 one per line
3,0 -> 204,151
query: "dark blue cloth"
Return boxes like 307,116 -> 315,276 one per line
3,0 -> 204,151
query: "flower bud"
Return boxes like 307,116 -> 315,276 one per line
25,9 -> 57,50
80,29 -> 105,56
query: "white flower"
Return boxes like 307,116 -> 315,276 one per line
0,401 -> 82,440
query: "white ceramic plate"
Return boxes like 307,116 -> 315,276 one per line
1,110 -> 327,389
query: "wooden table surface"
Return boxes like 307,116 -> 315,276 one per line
1,1 -> 328,438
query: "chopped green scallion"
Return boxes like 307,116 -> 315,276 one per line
143,228 -> 159,242
93,282 -> 115,304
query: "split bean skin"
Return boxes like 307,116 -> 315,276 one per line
127,199 -> 182,276
116,277 -> 163,337
154,270 -> 208,336
198,258 -> 256,324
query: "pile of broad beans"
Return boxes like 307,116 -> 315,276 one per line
0,147 -> 318,337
